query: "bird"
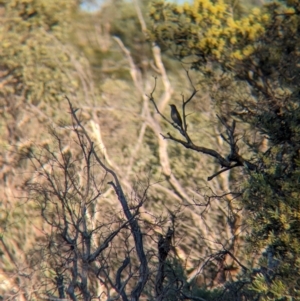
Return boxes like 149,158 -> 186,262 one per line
169,104 -> 183,129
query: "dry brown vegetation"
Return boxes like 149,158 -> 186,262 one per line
1,0 -> 299,300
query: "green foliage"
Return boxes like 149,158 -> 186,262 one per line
150,0 -> 300,299
0,0 -> 81,104
149,0 -> 270,62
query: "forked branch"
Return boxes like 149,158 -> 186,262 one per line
66,96 -> 149,301
148,74 -> 257,181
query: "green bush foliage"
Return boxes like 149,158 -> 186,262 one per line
150,0 -> 300,299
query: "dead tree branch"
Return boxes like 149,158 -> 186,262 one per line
148,74 -> 257,181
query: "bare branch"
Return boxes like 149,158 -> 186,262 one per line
66,96 -> 149,300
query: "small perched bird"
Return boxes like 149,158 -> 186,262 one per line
169,104 -> 183,129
